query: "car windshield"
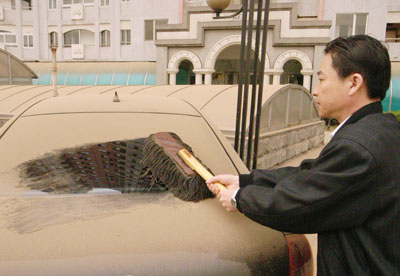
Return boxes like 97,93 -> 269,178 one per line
17,137 -> 166,194
0,110 -> 242,197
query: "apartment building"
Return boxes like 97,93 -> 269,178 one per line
0,0 -> 180,85
0,0 -> 399,90
0,0 -> 181,61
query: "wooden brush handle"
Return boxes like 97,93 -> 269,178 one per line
178,149 -> 226,191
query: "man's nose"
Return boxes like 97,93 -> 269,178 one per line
312,88 -> 317,97
311,86 -> 318,100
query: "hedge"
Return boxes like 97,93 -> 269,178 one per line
391,110 -> 400,122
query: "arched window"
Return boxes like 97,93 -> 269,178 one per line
281,59 -> 303,85
49,32 -> 58,47
214,45 -> 242,85
100,30 -> 110,47
176,60 -> 195,85
63,29 -> 94,47
63,0 -> 94,4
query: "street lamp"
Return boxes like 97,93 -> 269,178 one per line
206,0 -> 270,169
207,0 -> 244,19
49,35 -> 58,97
206,0 -> 231,17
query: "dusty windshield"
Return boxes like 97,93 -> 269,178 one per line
18,138 -> 166,194
0,107 -> 243,198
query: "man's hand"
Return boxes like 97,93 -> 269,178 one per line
206,174 -> 239,212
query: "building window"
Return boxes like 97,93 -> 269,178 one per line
100,30 -> 110,47
5,34 -> 17,45
22,0 -> 32,10
64,30 -> 80,46
10,0 -> 32,9
23,34 -> 34,48
49,32 -> 58,47
177,60 -> 195,85
64,29 -> 94,47
63,0 -> 94,5
386,23 -> 400,43
335,13 -> 367,37
281,59 -> 303,85
101,0 -> 110,6
120,29 -> 131,45
49,0 -> 56,9
144,20 -> 154,41
0,32 -> 17,46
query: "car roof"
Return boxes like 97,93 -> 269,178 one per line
0,84 -> 319,137
21,94 -> 200,117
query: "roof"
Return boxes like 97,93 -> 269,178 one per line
0,48 -> 38,84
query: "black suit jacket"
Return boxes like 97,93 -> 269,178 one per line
237,102 -> 400,275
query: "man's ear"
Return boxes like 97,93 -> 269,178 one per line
348,73 -> 364,96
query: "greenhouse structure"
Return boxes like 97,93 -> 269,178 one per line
0,48 -> 37,85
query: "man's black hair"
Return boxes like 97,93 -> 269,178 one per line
324,35 -> 391,100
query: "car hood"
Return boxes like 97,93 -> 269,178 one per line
0,192 -> 288,276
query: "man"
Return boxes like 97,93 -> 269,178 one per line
207,35 -> 400,276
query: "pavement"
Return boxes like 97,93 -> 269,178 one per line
276,130 -> 332,275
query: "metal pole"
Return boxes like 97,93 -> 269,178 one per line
253,0 -> 270,169
246,0 -> 263,168
389,79 -> 393,112
234,0 -> 249,152
239,0 -> 255,159
8,55 -> 11,85
51,46 -> 58,97
213,0 -> 269,169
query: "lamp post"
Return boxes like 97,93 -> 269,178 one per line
50,33 -> 58,97
51,45 -> 58,97
206,0 -> 270,169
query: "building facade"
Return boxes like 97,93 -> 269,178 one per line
0,0 -> 399,90
155,0 -> 400,92
0,0 -> 180,61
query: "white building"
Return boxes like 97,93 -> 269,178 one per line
0,0 -> 399,88
0,0 -> 181,61
155,0 -> 400,91
0,0 -> 181,85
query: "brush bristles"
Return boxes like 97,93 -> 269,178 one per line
17,138 -> 166,194
142,133 -> 214,202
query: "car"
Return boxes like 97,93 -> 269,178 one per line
0,92 -> 313,276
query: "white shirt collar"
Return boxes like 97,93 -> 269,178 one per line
330,116 -> 351,138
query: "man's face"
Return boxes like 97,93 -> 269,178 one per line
312,54 -> 350,122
